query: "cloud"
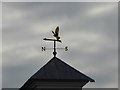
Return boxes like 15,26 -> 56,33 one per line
2,2 -> 118,88
87,3 -> 116,17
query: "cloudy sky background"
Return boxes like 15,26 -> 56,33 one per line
2,2 -> 118,88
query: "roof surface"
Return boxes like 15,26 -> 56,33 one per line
30,57 -> 95,82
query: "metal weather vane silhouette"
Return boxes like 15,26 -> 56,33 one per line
52,26 -> 60,40
42,26 -> 68,57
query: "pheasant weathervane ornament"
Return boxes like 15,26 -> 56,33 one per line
52,26 -> 61,42
42,26 -> 68,57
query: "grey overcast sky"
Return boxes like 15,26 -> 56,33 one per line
2,2 -> 118,88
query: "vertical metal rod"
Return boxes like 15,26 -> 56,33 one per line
53,40 -> 57,57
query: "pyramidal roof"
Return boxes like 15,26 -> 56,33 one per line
29,57 -> 95,82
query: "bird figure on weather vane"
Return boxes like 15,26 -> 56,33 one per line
43,26 -> 62,43
52,26 -> 61,42
42,26 -> 68,57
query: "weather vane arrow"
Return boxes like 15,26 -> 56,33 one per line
42,26 -> 68,57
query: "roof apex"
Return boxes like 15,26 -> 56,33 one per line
30,57 -> 95,82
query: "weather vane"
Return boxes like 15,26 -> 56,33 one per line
42,26 -> 68,57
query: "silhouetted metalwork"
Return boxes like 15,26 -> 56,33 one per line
52,26 -> 60,41
42,26 -> 68,57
